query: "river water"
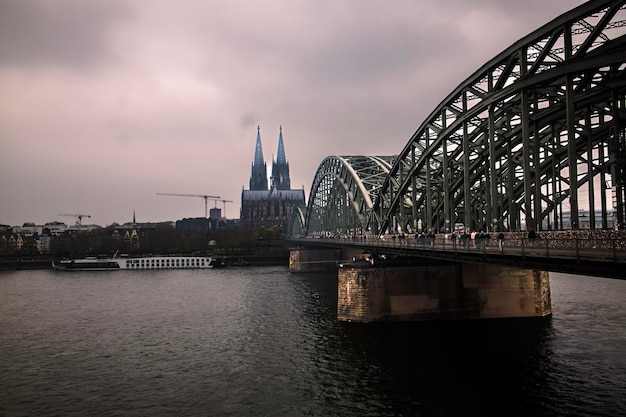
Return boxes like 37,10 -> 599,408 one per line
0,267 -> 624,417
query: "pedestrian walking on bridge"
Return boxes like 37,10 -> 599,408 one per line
497,231 -> 505,252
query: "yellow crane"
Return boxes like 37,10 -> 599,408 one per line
156,193 -> 220,218
58,213 -> 91,225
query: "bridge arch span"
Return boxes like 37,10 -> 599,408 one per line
304,155 -> 395,236
374,0 -> 626,235
289,206 -> 306,237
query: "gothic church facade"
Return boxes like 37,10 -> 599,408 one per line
240,126 -> 306,232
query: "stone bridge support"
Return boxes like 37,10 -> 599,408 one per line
289,247 -> 365,272
337,262 -> 552,322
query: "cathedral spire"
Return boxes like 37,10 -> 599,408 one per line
271,126 -> 291,190
253,125 -> 265,166
250,126 -> 269,190
276,126 -> 287,165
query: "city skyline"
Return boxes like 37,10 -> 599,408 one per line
0,0 -> 586,226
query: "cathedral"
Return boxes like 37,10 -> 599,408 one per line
240,126 -> 306,232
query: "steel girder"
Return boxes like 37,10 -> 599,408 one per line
289,206 -> 306,237
303,155 -> 395,236
374,0 -> 626,235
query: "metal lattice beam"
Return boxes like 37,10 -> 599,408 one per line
295,1 -> 626,238
373,0 -> 626,235
302,156 -> 395,236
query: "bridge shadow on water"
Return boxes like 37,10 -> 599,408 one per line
293,271 -> 567,417
337,316 -> 557,416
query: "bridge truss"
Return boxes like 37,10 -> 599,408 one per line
370,0 -> 626,235
292,156 -> 395,236
298,0 -> 626,238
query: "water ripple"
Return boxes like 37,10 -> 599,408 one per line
0,269 -> 624,416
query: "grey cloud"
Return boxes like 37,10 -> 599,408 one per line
0,0 -> 130,69
240,112 -> 257,129
0,0 -> 588,226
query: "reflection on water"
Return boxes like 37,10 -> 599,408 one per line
0,268 -> 624,416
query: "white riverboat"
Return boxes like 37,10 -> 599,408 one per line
52,255 -> 214,271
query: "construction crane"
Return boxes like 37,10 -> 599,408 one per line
156,193 -> 220,218
58,213 -> 91,226
209,198 -> 233,218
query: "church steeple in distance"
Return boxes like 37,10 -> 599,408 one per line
271,126 -> 291,190
276,126 -> 287,165
250,126 -> 269,191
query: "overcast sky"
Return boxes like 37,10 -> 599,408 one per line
0,0 -> 587,227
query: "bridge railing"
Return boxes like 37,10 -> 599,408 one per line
296,234 -> 626,263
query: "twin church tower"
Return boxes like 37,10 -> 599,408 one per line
249,126 -> 291,191
240,126 -> 305,231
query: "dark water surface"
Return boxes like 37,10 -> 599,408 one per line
0,267 -> 624,416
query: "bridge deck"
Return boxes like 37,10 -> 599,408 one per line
289,234 -> 626,280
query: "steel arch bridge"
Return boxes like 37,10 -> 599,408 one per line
294,0 -> 626,237
291,155 -> 396,236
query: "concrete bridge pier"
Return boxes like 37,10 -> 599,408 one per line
337,262 -> 552,322
289,247 -> 365,272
